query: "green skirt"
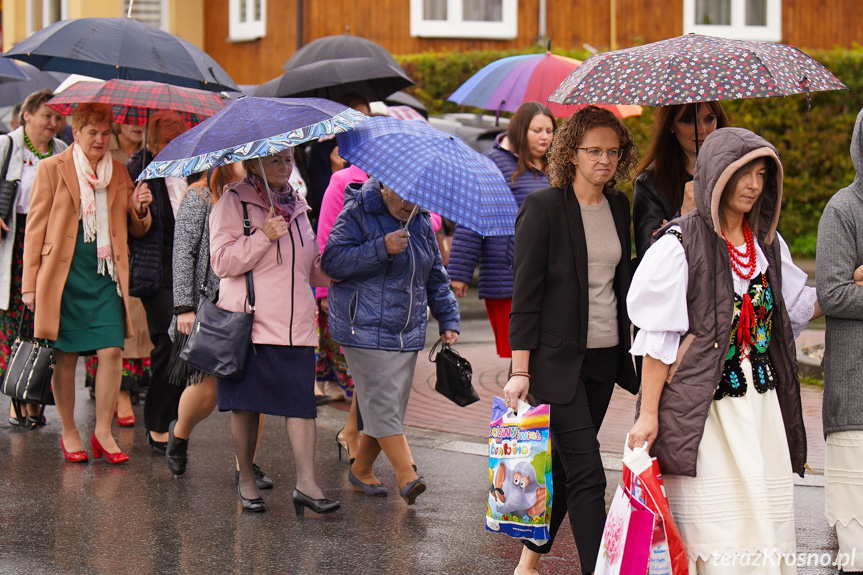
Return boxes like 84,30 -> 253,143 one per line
51,222 -> 124,354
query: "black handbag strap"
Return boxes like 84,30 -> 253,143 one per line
240,199 -> 256,312
429,337 -> 444,362
429,337 -> 462,362
0,135 -> 14,181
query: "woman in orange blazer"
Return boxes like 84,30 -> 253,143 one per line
22,103 -> 151,464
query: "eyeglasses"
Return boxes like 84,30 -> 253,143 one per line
577,147 -> 621,162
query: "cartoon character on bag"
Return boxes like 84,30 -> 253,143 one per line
491,460 -> 547,518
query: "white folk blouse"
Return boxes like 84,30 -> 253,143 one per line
628,226 -> 817,365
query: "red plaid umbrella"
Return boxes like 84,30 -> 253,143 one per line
46,79 -> 226,125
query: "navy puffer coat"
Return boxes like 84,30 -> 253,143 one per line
323,179 -> 460,352
447,135 -> 549,300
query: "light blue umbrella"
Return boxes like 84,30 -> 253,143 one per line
138,97 -> 367,181
336,116 -> 517,236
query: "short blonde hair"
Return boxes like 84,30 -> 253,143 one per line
71,102 -> 113,131
20,89 -> 55,126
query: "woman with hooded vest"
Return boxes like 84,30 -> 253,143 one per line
627,127 -> 821,573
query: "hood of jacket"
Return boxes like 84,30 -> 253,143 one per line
692,127 -> 784,245
847,108 -> 863,202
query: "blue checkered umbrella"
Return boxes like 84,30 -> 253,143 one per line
138,97 -> 367,180
335,117 -> 516,236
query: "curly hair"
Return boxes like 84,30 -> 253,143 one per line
547,105 -> 637,192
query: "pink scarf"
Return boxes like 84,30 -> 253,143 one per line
244,172 -> 295,219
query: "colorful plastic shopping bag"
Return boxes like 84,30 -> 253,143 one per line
486,397 -> 552,544
595,484 -> 655,575
623,439 -> 688,575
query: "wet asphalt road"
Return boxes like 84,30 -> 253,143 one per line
0,358 -> 841,575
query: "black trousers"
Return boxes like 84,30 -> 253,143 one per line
142,287 -> 183,433
524,346 -> 620,575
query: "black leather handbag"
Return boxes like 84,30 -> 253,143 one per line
429,338 -> 478,407
0,136 -> 20,231
180,199 -> 254,379
0,311 -> 55,429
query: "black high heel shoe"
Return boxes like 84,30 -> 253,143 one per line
336,427 -> 355,464
237,485 -> 266,513
148,431 -> 167,452
292,489 -> 340,517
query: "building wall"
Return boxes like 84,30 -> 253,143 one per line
65,0 -> 122,19
204,0 -> 685,85
203,0 -> 297,86
2,0 -> 203,53
783,0 -> 858,49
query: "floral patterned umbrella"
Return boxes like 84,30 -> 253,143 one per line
549,34 -> 846,108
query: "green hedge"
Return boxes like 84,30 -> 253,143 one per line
395,47 -> 863,257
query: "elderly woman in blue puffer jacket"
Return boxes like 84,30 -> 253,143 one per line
323,177 -> 460,506
448,102 -> 555,359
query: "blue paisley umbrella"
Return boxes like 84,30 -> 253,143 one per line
139,97 -> 367,181
336,116 -> 517,236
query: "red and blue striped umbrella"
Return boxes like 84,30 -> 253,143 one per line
46,79 -> 226,126
449,52 -> 642,119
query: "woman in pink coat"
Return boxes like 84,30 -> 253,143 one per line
209,148 -> 337,516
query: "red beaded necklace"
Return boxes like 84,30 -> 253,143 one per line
721,216 -> 757,279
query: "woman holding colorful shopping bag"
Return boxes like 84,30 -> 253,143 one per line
627,127 -> 821,574
503,105 -> 639,575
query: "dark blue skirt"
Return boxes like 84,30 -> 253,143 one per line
218,345 -> 316,418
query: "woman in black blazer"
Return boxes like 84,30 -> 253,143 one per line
504,106 -> 638,575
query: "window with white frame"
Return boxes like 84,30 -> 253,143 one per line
683,0 -> 781,42
410,0 -> 517,40
26,0 -> 67,36
123,0 -> 169,31
229,0 -> 266,42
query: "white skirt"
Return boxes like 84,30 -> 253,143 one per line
825,430 -> 863,571
663,358 -> 797,575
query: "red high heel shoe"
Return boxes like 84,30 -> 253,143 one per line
114,409 -> 136,427
60,438 -> 88,463
90,433 -> 129,464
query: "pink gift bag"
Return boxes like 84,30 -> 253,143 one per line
623,442 -> 688,575
595,484 -> 655,575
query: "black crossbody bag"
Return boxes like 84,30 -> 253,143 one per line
180,197 -> 255,379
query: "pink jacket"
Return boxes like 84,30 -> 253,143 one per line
210,182 -> 330,347
316,164 -> 442,299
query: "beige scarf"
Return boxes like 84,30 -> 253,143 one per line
72,143 -> 119,294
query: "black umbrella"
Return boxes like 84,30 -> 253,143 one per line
0,55 -> 28,81
0,62 -> 66,107
284,33 -> 404,72
3,17 -> 238,93
254,57 -> 413,102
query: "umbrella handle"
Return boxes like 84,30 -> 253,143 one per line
403,204 -> 419,232
800,76 -> 812,122
256,157 -> 275,211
